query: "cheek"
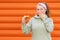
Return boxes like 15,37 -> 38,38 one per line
36,10 -> 39,13
36,11 -> 41,14
41,10 -> 46,13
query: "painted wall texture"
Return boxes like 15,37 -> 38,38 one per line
0,0 -> 59,40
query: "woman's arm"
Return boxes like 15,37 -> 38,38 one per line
22,16 -> 32,34
41,15 -> 54,33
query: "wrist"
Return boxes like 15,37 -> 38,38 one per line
41,15 -> 48,21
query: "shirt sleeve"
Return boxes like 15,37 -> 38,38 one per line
22,17 -> 32,35
41,15 -> 54,33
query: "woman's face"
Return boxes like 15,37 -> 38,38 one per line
36,5 -> 46,15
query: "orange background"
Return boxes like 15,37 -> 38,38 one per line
0,0 -> 60,40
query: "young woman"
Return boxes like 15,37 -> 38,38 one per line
22,2 -> 54,40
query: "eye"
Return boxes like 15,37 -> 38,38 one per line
40,8 -> 43,10
37,8 -> 39,10
37,8 -> 43,11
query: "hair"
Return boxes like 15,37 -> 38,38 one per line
38,2 -> 50,18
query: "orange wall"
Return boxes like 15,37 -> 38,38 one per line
0,0 -> 60,40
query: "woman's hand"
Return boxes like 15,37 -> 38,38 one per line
39,13 -> 46,19
22,16 -> 30,23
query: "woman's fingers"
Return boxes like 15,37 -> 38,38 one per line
39,13 -> 46,18
22,16 -> 30,23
